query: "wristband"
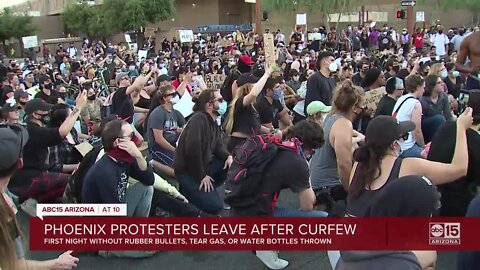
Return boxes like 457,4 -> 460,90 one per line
72,107 -> 80,115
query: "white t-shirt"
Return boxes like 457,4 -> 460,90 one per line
392,94 -> 420,151
430,34 -> 449,56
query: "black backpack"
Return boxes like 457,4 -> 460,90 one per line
225,135 -> 297,208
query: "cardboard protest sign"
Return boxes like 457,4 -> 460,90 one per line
364,87 -> 386,111
22,36 -> 38,49
205,74 -> 226,90
263,33 -> 276,67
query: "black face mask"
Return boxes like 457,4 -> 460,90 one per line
87,95 -> 96,101
392,65 -> 400,72
18,101 -> 27,106
44,83 -> 52,90
438,30 -> 443,34
59,93 -> 67,99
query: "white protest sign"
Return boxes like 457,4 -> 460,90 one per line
138,49 -> 148,60
308,33 -> 322,41
205,73 -> 226,91
37,204 -> 127,220
364,87 -> 386,111
178,30 -> 194,43
124,34 -> 132,43
173,90 -> 195,118
22,35 -> 38,49
416,11 -> 425,22
296,13 -> 307,25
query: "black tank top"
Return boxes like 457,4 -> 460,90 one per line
346,158 -> 403,217
136,94 -> 151,109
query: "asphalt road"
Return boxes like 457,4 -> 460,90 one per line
18,189 -> 457,270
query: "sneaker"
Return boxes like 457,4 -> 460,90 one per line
20,198 -> 38,217
255,250 -> 289,269
223,203 -> 231,210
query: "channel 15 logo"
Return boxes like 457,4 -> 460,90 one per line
429,223 -> 461,245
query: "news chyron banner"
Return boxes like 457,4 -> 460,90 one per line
30,206 -> 480,251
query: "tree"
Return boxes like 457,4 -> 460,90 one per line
263,0 -> 362,29
0,8 -> 36,56
418,0 -> 480,25
62,0 -> 113,39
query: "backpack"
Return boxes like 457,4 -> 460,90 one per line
392,96 -> 415,119
225,135 -> 298,208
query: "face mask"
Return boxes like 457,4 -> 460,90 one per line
159,63 -> 165,68
59,93 -> 67,100
438,30 -> 443,34
39,114 -> 50,125
293,75 -> 300,81
194,59 -> 200,63
452,71 -> 460,77
305,57 -> 310,63
273,88 -> 283,100
440,70 -> 448,78
214,65 -> 220,70
228,61 -> 236,67
217,101 -> 227,116
393,65 -> 400,72
19,101 -> 27,106
394,141 -> 403,157
171,94 -> 180,105
87,95 -> 96,101
44,83 -> 52,90
106,58 -> 113,64
329,62 -> 338,73
129,65 -> 135,71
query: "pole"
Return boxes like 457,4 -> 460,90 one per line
255,0 -> 263,34
361,6 -> 365,26
407,5 -> 414,33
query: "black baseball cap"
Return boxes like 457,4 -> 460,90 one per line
156,74 -> 174,86
236,73 -> 260,87
1,102 -> 20,113
38,74 -> 51,85
0,124 -> 28,170
24,98 -> 53,114
14,90 -> 29,100
366,116 -> 415,145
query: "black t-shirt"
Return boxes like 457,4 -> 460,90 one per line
255,95 -> 284,129
374,95 -> 397,117
232,96 -> 261,136
11,122 -> 63,187
35,90 -> 60,104
237,150 -> 310,216
427,121 -> 480,216
112,87 -> 134,123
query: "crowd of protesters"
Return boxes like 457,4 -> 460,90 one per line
1,21 -> 480,270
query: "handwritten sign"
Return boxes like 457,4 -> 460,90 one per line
263,33 -> 276,67
308,33 -> 322,41
178,30 -> 194,43
22,35 -> 38,49
296,13 -> 307,25
205,74 -> 226,91
364,87 -> 386,111
173,90 -> 195,118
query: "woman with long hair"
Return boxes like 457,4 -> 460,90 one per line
224,65 -> 279,153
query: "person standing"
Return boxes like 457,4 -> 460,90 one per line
430,25 -> 449,57
304,51 -> 337,114
455,31 -> 480,90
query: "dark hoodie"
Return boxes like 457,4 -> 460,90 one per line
336,175 -> 438,270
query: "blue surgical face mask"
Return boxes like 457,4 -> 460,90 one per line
452,71 -> 460,78
440,70 -> 448,78
395,140 -> 403,157
217,101 -> 228,116
273,88 -> 283,100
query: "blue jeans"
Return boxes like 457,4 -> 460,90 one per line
274,206 -> 328,217
400,143 -> 424,158
150,144 -> 175,167
177,158 -> 227,214
422,114 -> 446,143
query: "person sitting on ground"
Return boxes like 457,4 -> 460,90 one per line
48,104 -> 83,174
0,124 -> 80,270
392,74 -> 426,158
9,93 -> 87,212
230,120 -> 328,270
146,85 -> 185,178
174,89 -> 232,215
1,103 -> 21,125
374,76 -> 404,117
306,100 -> 332,127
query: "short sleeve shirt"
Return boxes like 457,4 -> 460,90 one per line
147,106 -> 185,149
255,95 -> 284,129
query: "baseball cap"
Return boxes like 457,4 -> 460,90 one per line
115,72 -> 130,83
1,102 -> 20,113
306,101 -> 332,115
0,124 -> 28,170
239,55 -> 255,65
14,90 -> 29,100
365,115 -> 415,145
38,75 -> 51,85
24,98 -> 53,115
22,69 -> 32,79
385,76 -> 404,94
236,73 -> 260,87
156,74 -> 174,86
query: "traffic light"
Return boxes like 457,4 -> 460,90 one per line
396,10 -> 406,19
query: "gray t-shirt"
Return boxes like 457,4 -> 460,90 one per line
310,114 -> 344,189
147,106 -> 185,150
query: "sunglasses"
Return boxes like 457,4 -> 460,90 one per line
165,92 -> 178,98
399,133 -> 409,141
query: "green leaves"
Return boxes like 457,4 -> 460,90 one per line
62,0 -> 175,38
0,7 -> 36,43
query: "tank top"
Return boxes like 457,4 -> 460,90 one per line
392,94 -> 419,151
310,114 -> 345,189
136,94 -> 151,109
346,158 -> 403,217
